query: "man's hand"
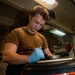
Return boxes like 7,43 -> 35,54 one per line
28,47 -> 45,63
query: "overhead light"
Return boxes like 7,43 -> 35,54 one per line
43,0 -> 55,4
34,0 -> 59,10
49,29 -> 66,36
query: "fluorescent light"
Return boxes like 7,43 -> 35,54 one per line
34,0 -> 58,10
49,29 -> 66,36
43,0 -> 55,4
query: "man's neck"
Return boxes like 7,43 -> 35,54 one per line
25,26 -> 36,34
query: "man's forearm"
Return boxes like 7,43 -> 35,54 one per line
2,52 -> 29,64
44,48 -> 53,56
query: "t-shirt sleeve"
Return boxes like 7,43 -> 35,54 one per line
5,29 -> 20,46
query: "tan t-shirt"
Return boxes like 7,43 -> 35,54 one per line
5,27 -> 48,55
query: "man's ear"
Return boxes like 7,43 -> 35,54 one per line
29,15 -> 31,21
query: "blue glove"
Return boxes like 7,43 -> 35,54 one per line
28,47 -> 45,63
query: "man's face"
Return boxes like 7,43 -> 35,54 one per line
28,14 -> 46,32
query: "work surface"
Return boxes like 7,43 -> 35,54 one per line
21,58 -> 75,75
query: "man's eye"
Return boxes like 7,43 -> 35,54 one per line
40,24 -> 43,26
35,21 -> 39,24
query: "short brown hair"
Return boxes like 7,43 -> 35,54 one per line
30,5 -> 49,21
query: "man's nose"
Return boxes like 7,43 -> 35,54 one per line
36,24 -> 40,28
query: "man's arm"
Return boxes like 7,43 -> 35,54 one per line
2,43 -> 29,64
43,48 -> 53,56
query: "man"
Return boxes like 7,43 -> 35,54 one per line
2,5 -> 53,75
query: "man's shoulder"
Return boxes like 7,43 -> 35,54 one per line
13,27 -> 25,32
9,27 -> 26,36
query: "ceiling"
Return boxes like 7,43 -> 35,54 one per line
0,0 -> 75,33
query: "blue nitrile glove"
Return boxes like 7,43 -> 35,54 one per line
28,47 -> 45,63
